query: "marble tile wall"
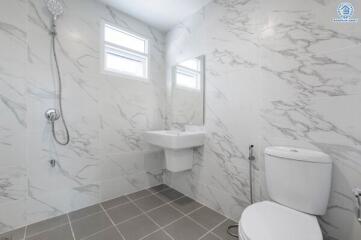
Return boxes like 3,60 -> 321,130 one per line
170,86 -> 204,128
0,0 -> 166,233
165,0 -> 361,239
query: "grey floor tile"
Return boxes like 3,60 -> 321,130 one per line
154,189 -> 184,202
0,227 -> 25,240
199,233 -> 221,240
170,196 -> 203,214
134,195 -> 165,212
148,204 -> 183,226
101,196 -> 130,210
148,184 -> 169,193
17,186 -> 232,240
69,204 -> 103,222
189,207 -> 226,229
127,190 -> 152,200
142,230 -> 172,240
26,214 -> 68,237
164,217 -> 207,240
106,202 -> 142,224
116,214 -> 158,240
212,219 -> 238,240
71,211 -> 112,240
26,224 -> 73,240
84,227 -> 123,240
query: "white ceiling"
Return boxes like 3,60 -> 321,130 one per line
98,0 -> 212,32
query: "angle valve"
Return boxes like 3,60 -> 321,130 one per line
353,188 -> 361,223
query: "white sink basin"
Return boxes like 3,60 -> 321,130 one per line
144,130 -> 205,150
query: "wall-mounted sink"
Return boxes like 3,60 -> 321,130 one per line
144,130 -> 205,149
144,130 -> 205,172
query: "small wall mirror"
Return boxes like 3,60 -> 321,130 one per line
170,55 -> 205,128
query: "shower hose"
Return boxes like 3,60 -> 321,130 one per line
50,23 -> 70,145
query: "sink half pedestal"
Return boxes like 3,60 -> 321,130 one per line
164,148 -> 194,172
144,130 -> 205,172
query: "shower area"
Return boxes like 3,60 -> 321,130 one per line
0,0 -> 167,236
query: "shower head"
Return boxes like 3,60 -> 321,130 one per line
47,0 -> 64,21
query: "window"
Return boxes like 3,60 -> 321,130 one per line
175,58 -> 202,90
102,23 -> 149,80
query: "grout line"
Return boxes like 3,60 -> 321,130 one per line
23,225 -> 27,240
102,191 -> 187,231
124,187 -> 193,240
128,186 -> 171,201
99,204 -> 126,240
110,212 -> 144,226
102,186 -> 171,212
187,208 -> 217,229
127,192 -> 154,202
81,225 -> 115,240
25,222 -> 70,238
196,218 -> 228,240
100,199 -> 132,211
69,205 -> 105,224
139,205 -> 205,240
127,195 -> 177,240
7,185 -> 170,240
69,186 -> 175,240
66,214 -> 76,240
134,199 -> 205,240
15,186 -> 232,240
180,213 -> 209,232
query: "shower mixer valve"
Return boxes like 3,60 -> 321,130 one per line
45,108 -> 60,122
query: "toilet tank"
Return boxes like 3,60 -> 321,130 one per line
265,146 -> 332,215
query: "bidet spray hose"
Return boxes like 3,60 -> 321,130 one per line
227,145 -> 255,238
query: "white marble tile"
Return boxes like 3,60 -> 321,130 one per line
1,0 -> 360,239
166,1 -> 361,240
0,199 -> 26,234
99,170 -> 162,202
0,0 -> 27,168
0,166 -> 27,205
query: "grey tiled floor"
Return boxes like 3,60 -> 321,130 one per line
0,185 -> 238,240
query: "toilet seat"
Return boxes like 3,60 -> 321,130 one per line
238,201 -> 322,240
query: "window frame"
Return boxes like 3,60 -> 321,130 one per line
100,21 -> 150,82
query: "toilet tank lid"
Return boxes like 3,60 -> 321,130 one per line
265,146 -> 332,164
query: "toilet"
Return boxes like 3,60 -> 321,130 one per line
239,146 -> 332,240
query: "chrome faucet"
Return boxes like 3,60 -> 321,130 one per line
353,188 -> 361,223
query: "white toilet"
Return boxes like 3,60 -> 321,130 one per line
239,146 -> 332,240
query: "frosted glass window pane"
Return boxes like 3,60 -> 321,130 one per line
179,59 -> 200,71
105,25 -> 146,53
105,52 -> 146,78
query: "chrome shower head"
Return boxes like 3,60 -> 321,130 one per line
47,0 -> 64,21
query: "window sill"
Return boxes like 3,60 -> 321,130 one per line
102,69 -> 149,83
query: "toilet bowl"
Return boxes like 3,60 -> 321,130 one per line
238,201 -> 322,240
238,146 -> 332,240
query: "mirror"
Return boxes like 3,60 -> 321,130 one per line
169,55 -> 205,128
